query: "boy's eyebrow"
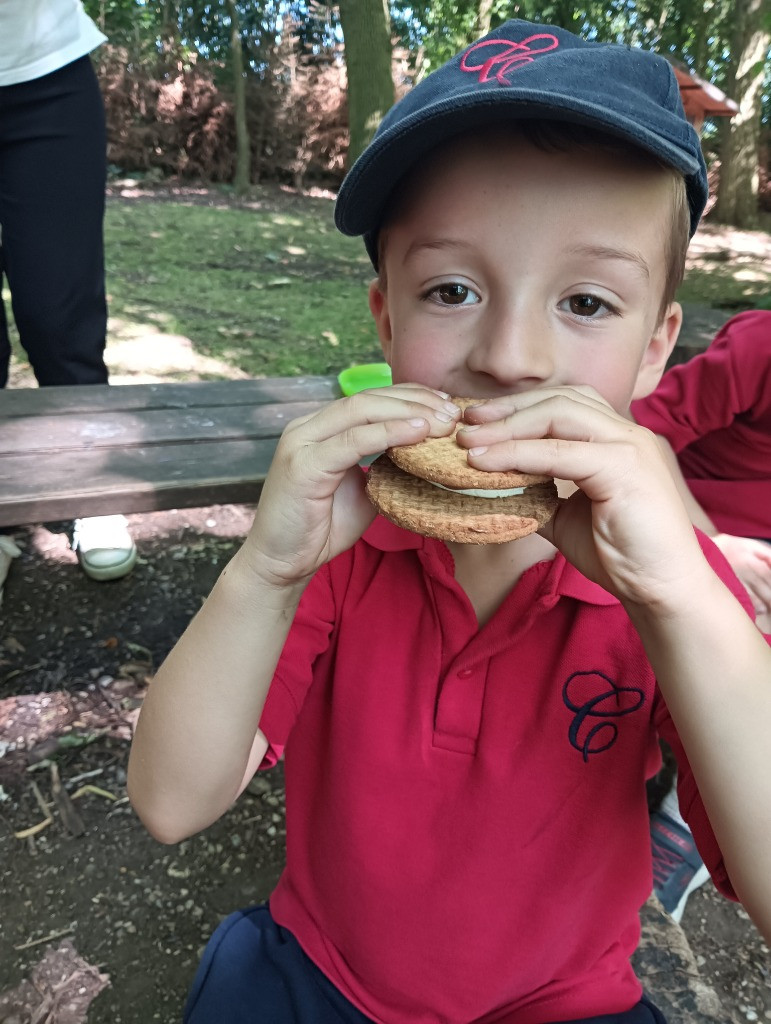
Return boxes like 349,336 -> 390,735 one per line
402,239 -> 651,281
403,237 -> 474,263
566,244 -> 651,281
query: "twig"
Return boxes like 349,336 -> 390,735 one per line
1,662 -> 44,685
66,767 -> 105,786
14,925 -> 75,951
14,817 -> 53,840
71,784 -> 117,802
50,763 -> 85,836
30,779 -> 52,818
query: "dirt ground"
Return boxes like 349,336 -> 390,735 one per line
1,506 -> 770,1023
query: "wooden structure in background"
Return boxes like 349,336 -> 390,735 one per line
670,61 -> 738,133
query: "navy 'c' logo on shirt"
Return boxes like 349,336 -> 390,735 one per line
562,670 -> 645,761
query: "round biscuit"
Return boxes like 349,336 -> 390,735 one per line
366,454 -> 558,545
388,399 -> 550,490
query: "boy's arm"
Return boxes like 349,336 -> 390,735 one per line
127,387 -> 461,844
127,552 -> 301,844
459,387 -> 771,941
627,573 -> 771,937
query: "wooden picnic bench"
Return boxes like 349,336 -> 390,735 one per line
0,376 -> 341,528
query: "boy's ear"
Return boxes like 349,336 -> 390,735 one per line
368,279 -> 393,362
632,302 -> 683,400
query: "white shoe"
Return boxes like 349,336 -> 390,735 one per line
72,515 -> 137,581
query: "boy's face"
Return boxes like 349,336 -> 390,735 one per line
368,134 -> 681,412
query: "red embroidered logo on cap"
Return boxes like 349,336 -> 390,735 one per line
460,34 -> 559,84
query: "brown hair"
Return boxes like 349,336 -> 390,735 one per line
376,121 -> 690,327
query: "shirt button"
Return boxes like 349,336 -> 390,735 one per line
457,668 -> 474,679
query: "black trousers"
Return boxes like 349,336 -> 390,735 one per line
0,55 -> 108,387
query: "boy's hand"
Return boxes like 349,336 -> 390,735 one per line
711,535 -> 771,617
243,386 -> 461,587
458,387 -> 709,607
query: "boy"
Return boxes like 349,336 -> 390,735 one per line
127,19 -> 771,1024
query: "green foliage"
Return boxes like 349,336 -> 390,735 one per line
390,0 -> 770,124
83,1 -> 338,72
82,2 -> 770,127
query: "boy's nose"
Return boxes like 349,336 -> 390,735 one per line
466,311 -> 556,391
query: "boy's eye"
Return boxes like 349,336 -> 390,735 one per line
426,283 -> 479,306
565,294 -> 607,317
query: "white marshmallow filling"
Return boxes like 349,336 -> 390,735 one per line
430,481 -> 526,499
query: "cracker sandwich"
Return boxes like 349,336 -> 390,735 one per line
366,400 -> 559,544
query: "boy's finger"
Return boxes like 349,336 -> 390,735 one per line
457,393 -> 637,449
288,417 -> 455,481
286,391 -> 461,446
462,386 -> 612,424
463,436 -> 626,488
748,572 -> 771,609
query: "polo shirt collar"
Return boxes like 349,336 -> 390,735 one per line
362,515 -> 619,607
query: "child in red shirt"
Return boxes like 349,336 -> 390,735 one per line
633,310 -> 771,624
127,19 -> 771,1024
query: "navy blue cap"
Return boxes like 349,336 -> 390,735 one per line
335,20 -> 708,265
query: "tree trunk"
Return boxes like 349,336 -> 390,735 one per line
227,0 -> 251,195
477,0 -> 494,36
337,0 -> 395,167
712,0 -> 769,228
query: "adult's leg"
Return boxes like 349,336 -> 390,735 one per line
0,56 -> 107,386
184,904 -> 375,1024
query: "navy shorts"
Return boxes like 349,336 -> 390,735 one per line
184,904 -> 668,1024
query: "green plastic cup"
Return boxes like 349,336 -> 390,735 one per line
337,363 -> 392,396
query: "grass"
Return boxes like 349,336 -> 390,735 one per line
102,195 -> 382,378
678,258 -> 771,310
5,187 -> 770,383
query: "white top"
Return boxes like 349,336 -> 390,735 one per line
0,0 -> 106,86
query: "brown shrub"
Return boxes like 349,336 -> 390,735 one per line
96,38 -> 348,187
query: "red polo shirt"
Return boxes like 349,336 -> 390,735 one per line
259,518 -> 752,1024
632,311 -> 771,538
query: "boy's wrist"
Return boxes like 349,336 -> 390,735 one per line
226,542 -> 311,606
621,561 -> 730,629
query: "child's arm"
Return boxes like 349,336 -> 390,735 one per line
654,433 -> 771,617
652,432 -> 717,534
127,386 -> 461,843
459,387 -> 771,940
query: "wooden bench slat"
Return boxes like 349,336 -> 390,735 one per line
0,437 -> 285,525
0,399 -> 327,456
0,376 -> 340,417
0,378 -> 344,525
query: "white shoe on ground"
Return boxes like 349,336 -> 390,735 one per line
72,515 -> 137,581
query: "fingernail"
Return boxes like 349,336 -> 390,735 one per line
408,418 -> 426,427
468,446 -> 488,456
435,410 -> 454,422
443,401 -> 461,414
